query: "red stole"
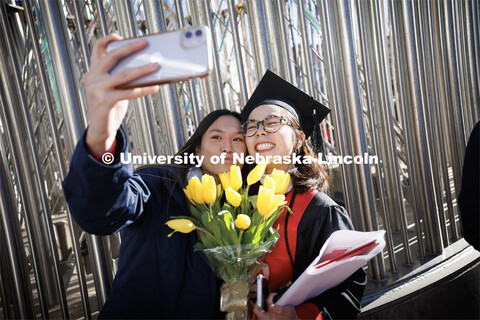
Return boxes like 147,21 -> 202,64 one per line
263,189 -> 318,292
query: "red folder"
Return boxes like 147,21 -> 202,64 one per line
314,239 -> 379,269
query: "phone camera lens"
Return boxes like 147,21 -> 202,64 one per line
185,31 -> 193,38
195,29 -> 203,37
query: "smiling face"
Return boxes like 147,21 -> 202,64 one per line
195,115 -> 246,179
245,104 -> 303,173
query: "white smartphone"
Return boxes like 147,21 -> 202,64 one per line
106,26 -> 213,88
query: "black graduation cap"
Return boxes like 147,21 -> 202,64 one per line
241,70 -> 331,153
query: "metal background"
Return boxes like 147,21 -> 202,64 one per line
0,0 -> 478,318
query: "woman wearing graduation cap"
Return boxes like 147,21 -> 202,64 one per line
62,34 -> 246,318
241,70 -> 366,320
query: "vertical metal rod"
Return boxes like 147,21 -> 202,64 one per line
94,0 -> 108,35
174,0 -> 200,127
372,0 -> 412,266
227,0 -> 248,105
72,0 -> 91,72
277,1 -> 293,82
38,0 -> 112,311
460,0 -> 473,127
6,0 -> 26,54
414,0 -> 449,247
317,0 -> 353,219
389,0 -> 426,259
471,0 -> 480,121
113,0 -> 156,155
189,0 -> 226,112
466,0 -> 480,122
297,0 -> 315,95
0,47 -> 50,319
453,0 -> 470,133
402,0 -> 444,254
26,0 -> 92,317
443,0 -> 466,190
356,0 -> 391,274
245,0 -> 272,77
424,0 -> 458,242
263,0 -> 291,80
320,0 -> 381,280
435,0 -> 460,215
78,0 -> 114,309
357,0 -> 404,271
0,263 -> 9,318
0,127 -> 33,319
1,1 -> 69,317
144,0 -> 186,151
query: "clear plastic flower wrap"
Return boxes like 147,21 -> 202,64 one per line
201,239 -> 278,283
201,239 -> 278,320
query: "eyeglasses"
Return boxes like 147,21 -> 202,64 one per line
241,115 -> 290,137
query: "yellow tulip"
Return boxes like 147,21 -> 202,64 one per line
264,195 -> 287,219
271,169 -> 291,194
247,161 -> 267,185
188,176 -> 204,204
202,175 -> 217,204
166,219 -> 195,237
272,194 -> 287,208
219,172 -> 231,190
183,187 -> 195,204
257,186 -> 287,218
219,165 -> 243,191
229,165 -> 243,191
225,187 -> 242,207
263,176 -> 276,192
257,186 -> 273,216
216,184 -> 222,199
234,214 -> 251,230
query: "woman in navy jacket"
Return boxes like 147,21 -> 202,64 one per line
63,34 -> 246,318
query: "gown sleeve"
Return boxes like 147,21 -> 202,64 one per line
295,197 -> 367,319
62,125 -> 151,235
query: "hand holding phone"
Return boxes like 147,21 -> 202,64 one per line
83,34 -> 160,155
106,26 -> 213,88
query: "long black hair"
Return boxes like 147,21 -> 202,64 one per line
175,109 -> 242,185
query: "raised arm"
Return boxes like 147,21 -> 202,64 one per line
63,34 -> 160,235
83,33 -> 159,154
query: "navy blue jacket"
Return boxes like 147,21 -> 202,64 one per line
63,127 -> 221,319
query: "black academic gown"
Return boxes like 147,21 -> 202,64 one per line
270,189 -> 366,319
292,191 -> 367,319
62,126 -> 222,319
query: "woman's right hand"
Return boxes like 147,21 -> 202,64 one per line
83,33 -> 160,155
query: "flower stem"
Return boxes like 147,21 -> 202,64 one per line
196,227 -> 220,246
238,230 -> 244,245
252,215 -> 263,240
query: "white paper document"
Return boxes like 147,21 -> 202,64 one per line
276,229 -> 386,307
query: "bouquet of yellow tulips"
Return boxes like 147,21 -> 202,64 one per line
166,162 -> 291,320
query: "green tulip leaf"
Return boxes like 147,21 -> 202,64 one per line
189,205 -> 204,220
